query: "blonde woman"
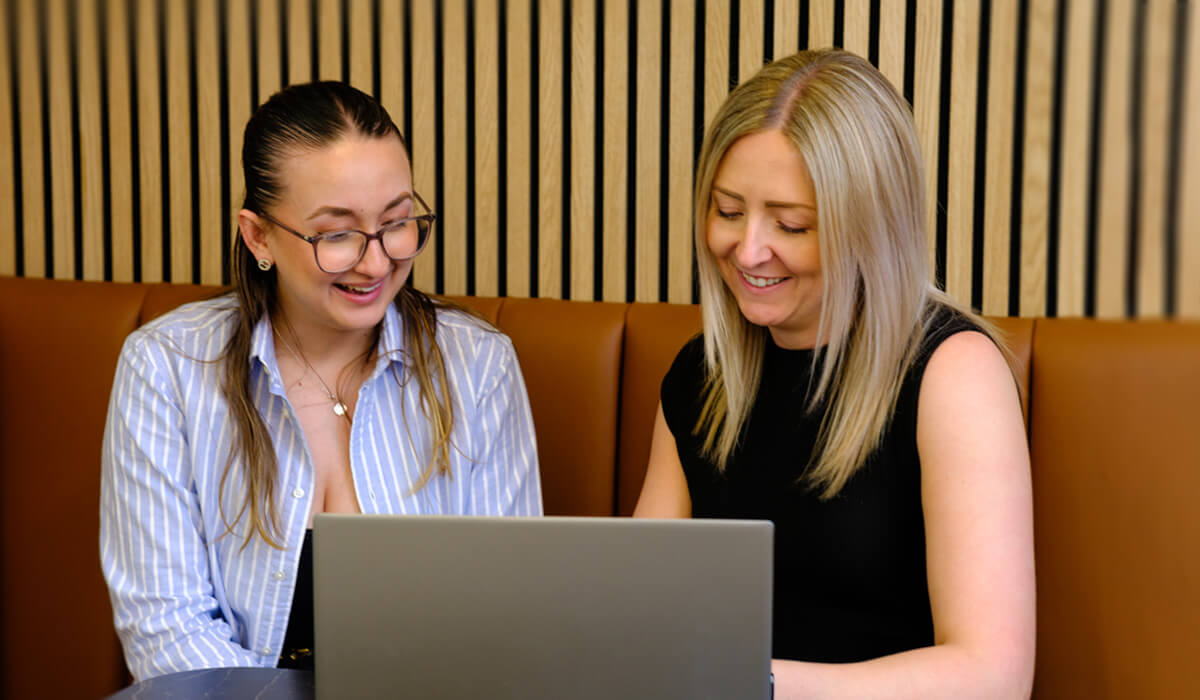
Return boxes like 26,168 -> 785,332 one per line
100,82 -> 541,680
635,50 -> 1034,698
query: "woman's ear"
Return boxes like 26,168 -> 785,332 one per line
238,209 -> 272,262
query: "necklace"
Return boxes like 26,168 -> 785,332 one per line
274,329 -> 351,420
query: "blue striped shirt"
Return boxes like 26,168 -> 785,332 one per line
100,294 -> 542,680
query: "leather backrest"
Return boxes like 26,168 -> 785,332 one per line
1028,319 -> 1200,700
495,298 -> 627,516
989,315 -> 1034,421
616,303 -> 702,515
0,277 -> 146,699
140,282 -> 225,323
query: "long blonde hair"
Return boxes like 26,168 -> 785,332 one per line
694,49 -> 995,499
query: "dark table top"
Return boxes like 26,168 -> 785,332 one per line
105,668 -> 314,699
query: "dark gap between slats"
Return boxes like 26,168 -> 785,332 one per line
658,0 -> 670,302
157,0 -> 171,280
1008,0 -> 1031,316
592,0 -> 604,302
219,0 -> 231,285
1082,0 -> 1107,318
127,0 -> 141,281
1163,0 -> 1191,317
434,0 -> 445,294
69,0 -> 83,280
1126,1 -> 1146,318
935,0 -> 953,292
37,0 -> 54,277
497,0 -> 507,296
529,0 -> 540,297
7,0 -> 23,276
189,0 -> 201,284
100,0 -> 115,281
971,0 -> 993,312
466,0 -> 477,296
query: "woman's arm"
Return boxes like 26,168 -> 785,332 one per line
772,330 -> 1036,699
100,334 -> 265,680
466,335 -> 543,516
632,402 -> 691,518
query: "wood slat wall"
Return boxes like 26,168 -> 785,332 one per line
2,0 -> 1197,318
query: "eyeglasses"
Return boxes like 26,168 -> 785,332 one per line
258,192 -> 436,273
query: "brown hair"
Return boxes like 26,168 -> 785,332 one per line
222,81 -> 460,548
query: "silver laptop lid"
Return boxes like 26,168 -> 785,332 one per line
314,515 -> 773,700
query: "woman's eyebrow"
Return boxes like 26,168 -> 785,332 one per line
713,186 -> 814,212
306,193 -> 412,221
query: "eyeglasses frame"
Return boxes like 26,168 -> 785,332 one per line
256,191 -> 437,273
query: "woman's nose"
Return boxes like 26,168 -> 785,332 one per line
734,218 -> 773,268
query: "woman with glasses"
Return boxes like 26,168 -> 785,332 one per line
634,50 -> 1035,697
100,82 -> 542,681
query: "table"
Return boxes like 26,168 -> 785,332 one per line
105,668 -> 314,699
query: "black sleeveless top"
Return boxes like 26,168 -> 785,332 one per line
660,307 -> 979,662
278,529 -> 314,669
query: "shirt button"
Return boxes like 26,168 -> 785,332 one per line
369,491 -> 377,501
273,570 -> 285,581
262,647 -> 272,655
292,488 -> 304,499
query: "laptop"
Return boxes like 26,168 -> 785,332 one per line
313,515 -> 773,700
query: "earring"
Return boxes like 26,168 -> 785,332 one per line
257,259 -> 273,271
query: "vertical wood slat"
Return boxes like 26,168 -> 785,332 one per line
537,0 -> 563,298
773,0 -> 800,61
287,0 -> 312,85
808,0 -> 835,49
166,0 -> 191,282
1136,0 -> 1173,317
982,0 -> 1017,316
257,0 -> 282,103
317,0 -> 340,81
667,0 -> 694,304
0,0 -> 15,275
77,0 -> 104,280
945,0 -> 980,307
704,0 -> 729,137
634,0 -> 660,302
1181,0 -> 1200,318
505,0 -> 531,297
1055,0 -> 1096,317
228,0 -> 251,259
601,0 -> 627,301
135,0 -> 161,282
409,0 -> 436,291
443,0 -> 468,295
16,0 -> 44,278
878,0 -> 907,91
475,0 -> 501,297
738,0 -> 763,84
842,0 -> 872,59
377,0 -> 404,124
1096,0 -> 1135,319
1019,0 -> 1054,317
2,0 -> 1198,319
196,0 -> 222,285
106,0 -> 134,281
569,0 -> 595,300
347,0 -> 372,92
48,0 -> 74,279
912,0 -> 942,273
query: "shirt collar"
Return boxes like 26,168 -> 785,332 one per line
247,302 -> 408,382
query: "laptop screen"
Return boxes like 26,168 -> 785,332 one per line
314,514 -> 773,700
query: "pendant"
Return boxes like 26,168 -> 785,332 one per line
333,402 -> 347,416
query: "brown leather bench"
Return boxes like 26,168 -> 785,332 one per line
1,276 -> 1196,698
